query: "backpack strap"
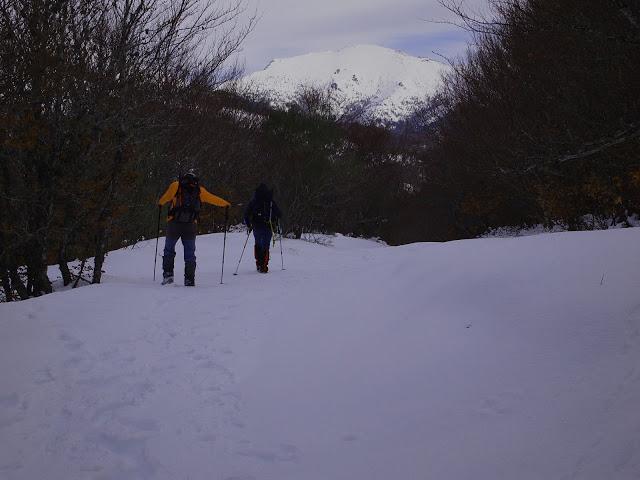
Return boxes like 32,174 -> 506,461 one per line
168,184 -> 181,218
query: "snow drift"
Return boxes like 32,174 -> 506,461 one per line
1,229 -> 639,479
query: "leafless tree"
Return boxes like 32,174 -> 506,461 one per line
0,0 -> 256,298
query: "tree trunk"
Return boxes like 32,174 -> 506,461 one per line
27,265 -> 52,296
92,226 -> 107,284
92,142 -> 124,284
1,268 -> 12,301
27,241 -> 52,296
58,243 -> 72,286
9,267 -> 29,301
74,258 -> 87,288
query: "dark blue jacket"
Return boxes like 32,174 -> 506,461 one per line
244,184 -> 282,229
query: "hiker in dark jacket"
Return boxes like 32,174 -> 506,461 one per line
243,184 -> 282,273
158,170 -> 230,286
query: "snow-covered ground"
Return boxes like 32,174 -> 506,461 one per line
1,229 -> 640,480
482,215 -> 640,238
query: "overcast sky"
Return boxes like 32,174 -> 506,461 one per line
235,0 -> 490,73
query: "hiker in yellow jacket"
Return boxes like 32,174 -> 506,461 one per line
157,169 -> 230,286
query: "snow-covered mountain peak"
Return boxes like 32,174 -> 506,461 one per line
263,44 -> 433,71
241,44 -> 450,123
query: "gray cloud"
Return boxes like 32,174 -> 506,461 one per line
234,0 -> 490,72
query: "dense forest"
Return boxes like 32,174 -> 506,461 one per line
404,0 -> 640,241
1,0 -> 638,300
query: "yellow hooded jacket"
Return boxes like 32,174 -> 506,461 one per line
158,181 -> 231,222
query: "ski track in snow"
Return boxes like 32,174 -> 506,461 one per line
1,230 -> 640,479
0,279 -> 253,478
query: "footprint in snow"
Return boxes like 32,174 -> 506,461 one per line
59,332 -> 84,352
116,416 -> 159,432
0,394 -> 26,429
0,462 -> 23,472
477,390 -> 524,415
33,367 -> 56,385
0,393 -> 19,408
235,443 -> 298,463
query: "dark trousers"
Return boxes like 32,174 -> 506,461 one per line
253,225 -> 272,249
253,225 -> 272,271
163,222 -> 197,275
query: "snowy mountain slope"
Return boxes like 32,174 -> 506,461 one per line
240,45 -> 450,123
1,229 -> 640,479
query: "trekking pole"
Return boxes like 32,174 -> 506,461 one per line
153,205 -> 161,281
270,221 -> 276,248
269,201 -> 276,248
279,222 -> 285,271
220,206 -> 229,284
233,227 -> 251,275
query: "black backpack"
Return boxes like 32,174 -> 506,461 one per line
252,200 -> 273,225
171,176 -> 201,223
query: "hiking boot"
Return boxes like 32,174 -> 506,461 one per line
162,256 -> 174,284
162,255 -> 174,277
254,245 -> 262,271
261,249 -> 270,273
184,261 -> 196,286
